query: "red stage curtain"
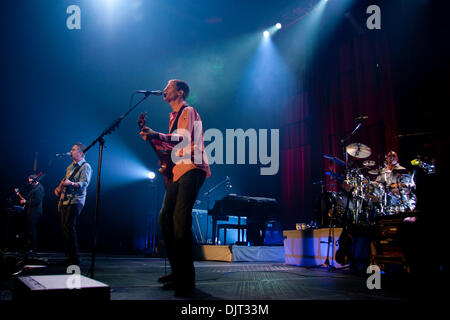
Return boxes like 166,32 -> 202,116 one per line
281,33 -> 399,228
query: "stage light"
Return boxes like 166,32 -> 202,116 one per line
276,23 -> 282,29
148,171 -> 156,180
263,30 -> 270,38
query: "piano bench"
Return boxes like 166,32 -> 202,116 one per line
217,224 -> 247,245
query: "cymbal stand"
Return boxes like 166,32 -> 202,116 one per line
340,121 -> 363,172
310,203 -> 337,271
323,205 -> 337,271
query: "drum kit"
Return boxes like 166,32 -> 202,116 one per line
316,142 -> 418,227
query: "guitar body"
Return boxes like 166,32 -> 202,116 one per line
138,112 -> 173,185
335,228 -> 353,265
54,179 -> 65,197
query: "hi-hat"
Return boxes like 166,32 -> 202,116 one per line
346,143 -> 371,159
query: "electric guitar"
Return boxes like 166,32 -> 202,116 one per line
54,177 -> 67,197
138,112 -> 173,186
14,172 -> 45,208
54,165 -> 84,210
14,188 -> 26,208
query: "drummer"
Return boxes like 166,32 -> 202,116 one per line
376,150 -> 407,190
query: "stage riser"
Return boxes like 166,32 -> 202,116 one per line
194,245 -> 284,262
283,228 -> 345,268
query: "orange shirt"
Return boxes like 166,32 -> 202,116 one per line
152,106 -> 211,182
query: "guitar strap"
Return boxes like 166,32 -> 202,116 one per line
68,162 -> 86,183
170,105 -> 188,134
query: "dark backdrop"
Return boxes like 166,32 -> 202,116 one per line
1,0 -> 448,252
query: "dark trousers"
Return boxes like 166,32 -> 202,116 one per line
26,211 -> 41,252
60,203 -> 83,264
159,169 -> 206,288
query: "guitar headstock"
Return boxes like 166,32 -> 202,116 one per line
138,112 -> 147,130
14,188 -> 19,194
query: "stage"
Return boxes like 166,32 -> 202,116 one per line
0,250 -> 417,301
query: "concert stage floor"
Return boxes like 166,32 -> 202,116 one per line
0,252 -> 415,301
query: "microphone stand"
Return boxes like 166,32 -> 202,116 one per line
83,93 -> 153,278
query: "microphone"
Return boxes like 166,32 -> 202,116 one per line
136,90 -> 163,96
56,152 -> 71,157
355,116 -> 368,121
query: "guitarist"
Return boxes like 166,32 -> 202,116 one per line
18,174 -> 45,255
139,79 -> 211,297
54,142 -> 92,266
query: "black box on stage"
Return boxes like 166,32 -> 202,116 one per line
13,274 -> 110,300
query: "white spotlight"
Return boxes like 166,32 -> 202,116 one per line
276,23 -> 282,29
148,171 -> 156,180
263,30 -> 270,37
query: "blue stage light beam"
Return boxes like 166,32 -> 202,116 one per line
148,171 -> 156,180
239,30 -> 295,113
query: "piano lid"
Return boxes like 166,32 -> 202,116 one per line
208,194 -> 279,218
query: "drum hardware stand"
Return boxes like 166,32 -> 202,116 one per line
340,120 -> 363,172
310,203 -> 337,271
322,205 -> 337,271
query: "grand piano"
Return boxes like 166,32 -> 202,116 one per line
207,194 -> 280,245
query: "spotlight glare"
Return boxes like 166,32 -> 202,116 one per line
276,23 -> 282,29
263,30 -> 270,38
148,171 -> 156,180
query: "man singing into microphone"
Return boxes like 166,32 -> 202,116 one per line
54,143 -> 92,266
139,79 -> 210,297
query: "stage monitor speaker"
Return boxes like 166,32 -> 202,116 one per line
13,274 -> 110,300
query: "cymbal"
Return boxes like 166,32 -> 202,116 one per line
346,143 -> 371,159
323,154 -> 346,166
363,160 -> 376,167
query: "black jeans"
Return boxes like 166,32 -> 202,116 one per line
26,211 -> 41,252
158,169 -> 206,288
60,203 -> 84,264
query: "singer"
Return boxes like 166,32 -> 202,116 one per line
54,142 -> 92,266
139,79 -> 211,297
